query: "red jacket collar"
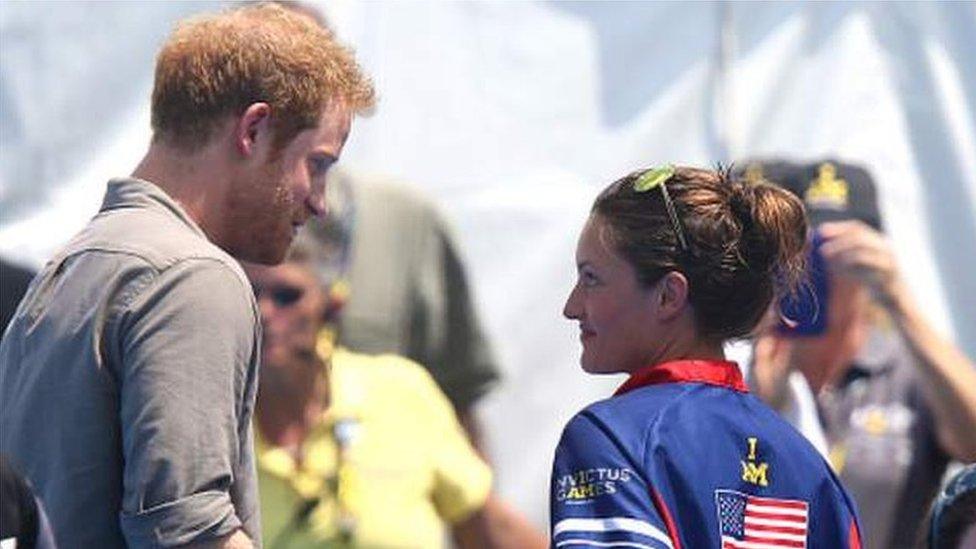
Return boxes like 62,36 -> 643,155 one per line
614,359 -> 748,396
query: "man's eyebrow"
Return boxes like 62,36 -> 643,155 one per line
311,149 -> 338,161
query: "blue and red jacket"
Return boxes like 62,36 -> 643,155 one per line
550,359 -> 862,549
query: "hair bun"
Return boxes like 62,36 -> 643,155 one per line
728,179 -> 758,227
741,180 -> 808,282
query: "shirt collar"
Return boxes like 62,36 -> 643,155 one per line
100,177 -> 208,240
614,359 -> 749,396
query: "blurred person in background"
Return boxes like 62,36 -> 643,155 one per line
552,165 -> 862,548
746,160 -> 976,549
277,0 -> 501,455
245,230 -> 545,549
308,168 -> 501,453
0,3 -> 374,548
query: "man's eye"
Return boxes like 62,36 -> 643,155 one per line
309,157 -> 332,177
581,272 -> 599,287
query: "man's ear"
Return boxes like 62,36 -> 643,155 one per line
234,102 -> 272,157
656,271 -> 689,321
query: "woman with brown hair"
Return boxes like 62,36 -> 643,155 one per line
550,165 -> 862,549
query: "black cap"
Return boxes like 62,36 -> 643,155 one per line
738,158 -> 883,232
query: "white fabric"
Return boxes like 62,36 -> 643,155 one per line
1,2 -> 974,529
553,517 -> 673,548
555,540 -> 663,549
783,372 -> 830,457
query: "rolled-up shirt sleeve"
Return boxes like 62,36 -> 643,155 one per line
112,259 -> 258,547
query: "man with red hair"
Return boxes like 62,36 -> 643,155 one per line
0,4 -> 374,548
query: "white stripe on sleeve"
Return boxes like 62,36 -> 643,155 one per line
553,517 -> 674,549
556,538 -> 664,549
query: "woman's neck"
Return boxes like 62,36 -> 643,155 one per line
640,336 -> 727,372
680,338 -> 727,362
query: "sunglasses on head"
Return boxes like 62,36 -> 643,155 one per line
253,284 -> 305,308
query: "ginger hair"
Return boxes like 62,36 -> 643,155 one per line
150,2 -> 375,151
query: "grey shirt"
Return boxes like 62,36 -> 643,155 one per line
818,326 -> 950,549
0,178 -> 261,548
311,170 -> 500,410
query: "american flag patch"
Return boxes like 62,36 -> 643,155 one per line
715,489 -> 809,548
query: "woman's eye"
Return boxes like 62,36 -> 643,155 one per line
581,272 -> 599,287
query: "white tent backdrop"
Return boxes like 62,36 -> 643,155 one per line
2,0 -> 974,527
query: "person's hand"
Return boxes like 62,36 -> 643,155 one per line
818,220 -> 903,306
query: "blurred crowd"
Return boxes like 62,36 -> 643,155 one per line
1,2 -> 974,549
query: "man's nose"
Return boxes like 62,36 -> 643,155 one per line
308,179 -> 327,218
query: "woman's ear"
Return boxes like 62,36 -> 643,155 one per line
656,271 -> 689,321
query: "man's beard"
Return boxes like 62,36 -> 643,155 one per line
224,160 -> 295,264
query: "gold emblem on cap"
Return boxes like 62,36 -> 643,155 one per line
744,163 -> 766,186
805,162 -> 849,210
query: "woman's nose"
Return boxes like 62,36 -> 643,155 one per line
563,284 -> 581,320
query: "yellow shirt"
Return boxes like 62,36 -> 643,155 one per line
257,347 -> 492,548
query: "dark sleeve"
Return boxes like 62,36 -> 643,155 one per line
112,260 -> 257,547
549,413 -> 675,549
1,454 -> 40,549
410,209 -> 500,410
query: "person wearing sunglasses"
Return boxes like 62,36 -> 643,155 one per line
244,231 -> 545,549
551,165 -> 862,548
274,0 -> 502,460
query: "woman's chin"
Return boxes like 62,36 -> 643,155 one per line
581,358 -> 617,375
581,350 -> 636,375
